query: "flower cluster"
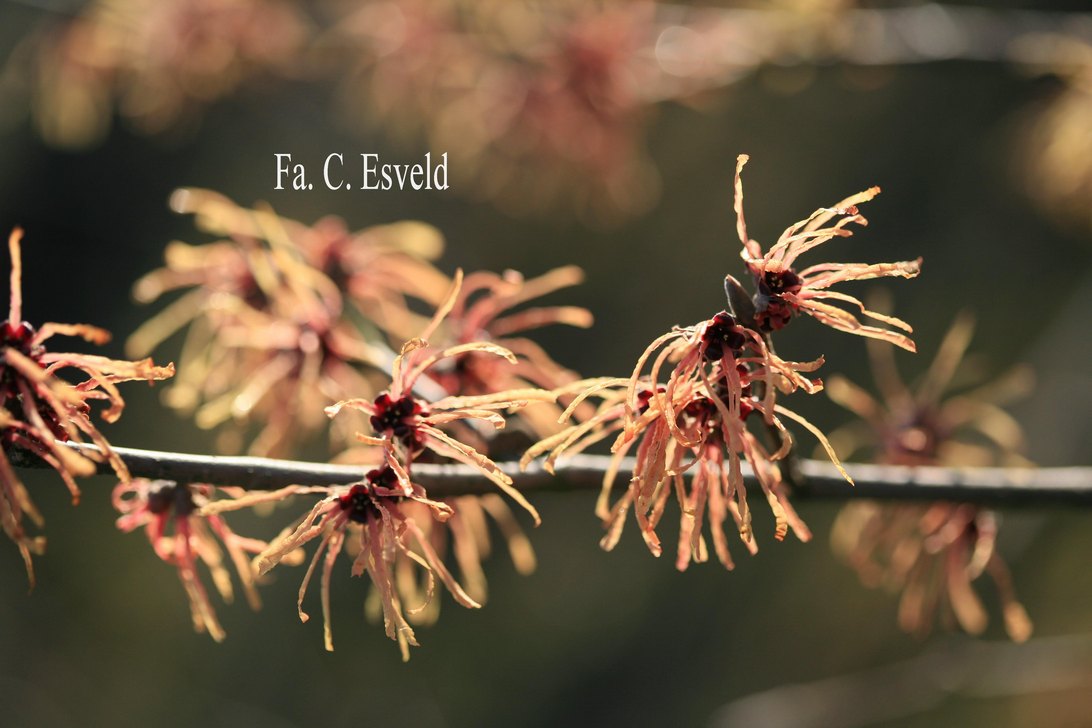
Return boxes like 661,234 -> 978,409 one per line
10,156 -> 960,656
527,155 -> 918,571
0,229 -> 173,585
828,314 -> 1034,641
127,188 -> 449,456
526,310 -> 835,570
118,183 -> 583,652
250,466 -> 475,659
248,276 -> 554,657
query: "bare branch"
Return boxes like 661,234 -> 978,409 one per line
43,442 -> 1092,506
642,4 -> 1092,102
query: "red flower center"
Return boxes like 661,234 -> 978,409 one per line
339,467 -> 402,523
1,320 -> 37,352
1,321 -> 39,403
753,268 -> 803,332
702,312 -> 747,361
145,481 -> 196,517
0,320 -> 68,445
370,392 -> 429,455
636,385 -> 666,414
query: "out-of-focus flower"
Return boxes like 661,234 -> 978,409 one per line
251,465 -> 478,659
169,268 -> 550,653
423,265 -> 592,442
333,0 -> 661,222
0,229 -> 174,584
1017,36 -> 1092,234
6,0 -> 311,148
128,189 -> 448,456
327,270 -> 556,524
828,314 -> 1035,641
113,478 -> 269,642
733,154 -> 921,349
835,500 -> 1031,642
825,313 -> 1032,468
525,309 -> 849,570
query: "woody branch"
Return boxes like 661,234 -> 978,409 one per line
46,442 -> 1092,506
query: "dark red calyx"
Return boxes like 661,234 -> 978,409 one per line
339,483 -> 378,524
682,396 -> 716,422
339,467 -> 403,523
752,267 -> 802,332
702,312 -> 747,361
370,392 -> 428,453
366,466 -> 401,491
761,269 -> 802,296
145,481 -> 196,517
1,321 -> 37,352
636,386 -> 666,414
0,322 -> 69,442
1,321 -> 41,391
680,393 -> 756,426
240,274 -> 270,311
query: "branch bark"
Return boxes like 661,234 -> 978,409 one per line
53,442 -> 1092,506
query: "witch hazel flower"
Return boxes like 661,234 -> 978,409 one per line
251,466 -> 479,660
0,229 -> 173,584
113,479 -> 272,642
835,499 -> 1032,642
326,270 -> 556,525
733,154 -> 922,350
128,188 -> 448,456
824,312 -> 1033,467
526,309 -> 849,570
241,271 -> 557,656
332,443 -> 537,621
828,313 -> 1034,641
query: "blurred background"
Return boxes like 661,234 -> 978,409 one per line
1,1 -> 1090,726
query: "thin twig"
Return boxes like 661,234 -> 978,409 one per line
644,4 -> 1092,102
48,442 -> 1092,506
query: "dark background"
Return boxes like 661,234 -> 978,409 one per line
1,2 -> 1090,727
